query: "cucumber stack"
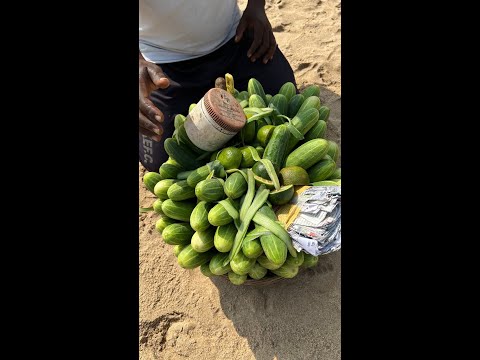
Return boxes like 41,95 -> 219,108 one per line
142,77 -> 340,285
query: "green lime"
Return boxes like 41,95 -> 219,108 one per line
279,166 -> 310,186
256,125 -> 276,147
253,174 -> 276,190
218,147 -> 242,170
256,119 -> 268,132
239,146 -> 256,168
268,185 -> 295,205
252,161 -> 270,179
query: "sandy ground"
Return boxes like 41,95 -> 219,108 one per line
139,0 -> 341,359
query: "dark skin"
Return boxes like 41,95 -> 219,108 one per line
139,0 -> 276,141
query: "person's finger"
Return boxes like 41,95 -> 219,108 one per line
139,69 -> 150,97
235,19 -> 247,43
147,64 -> 170,89
139,127 -> 162,142
263,32 -> 277,64
139,97 -> 164,123
139,111 -> 163,137
251,29 -> 270,63
247,25 -> 263,59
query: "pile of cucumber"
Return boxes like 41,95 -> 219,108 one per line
143,78 -> 341,285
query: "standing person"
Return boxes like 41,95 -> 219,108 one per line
139,0 -> 297,172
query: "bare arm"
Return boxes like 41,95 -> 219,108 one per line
139,51 -> 170,141
235,0 -> 276,64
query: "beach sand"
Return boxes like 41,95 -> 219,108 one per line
139,1 -> 341,358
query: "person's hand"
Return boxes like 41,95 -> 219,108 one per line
235,0 -> 277,64
139,55 -> 170,141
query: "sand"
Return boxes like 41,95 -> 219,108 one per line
139,0 -> 341,359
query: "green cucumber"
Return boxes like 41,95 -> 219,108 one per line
224,172 -> 248,199
269,94 -> 288,125
308,159 -> 337,182
327,140 -> 340,162
155,216 -> 177,234
242,239 -> 264,259
162,223 -> 194,245
284,139 -> 330,169
301,85 -> 320,98
262,124 -> 291,172
190,201 -> 214,232
209,253 -> 232,275
260,234 -> 287,266
303,253 -> 319,268
161,199 -> 196,222
173,244 -> 187,257
208,201 -> 235,226
271,262 -> 299,278
153,179 -> 178,200
159,163 -> 182,180
228,271 -> 247,285
237,91 -> 249,101
191,227 -> 216,253
195,179 -> 226,202
328,168 -> 341,180
174,114 -> 186,130
230,251 -> 256,276
200,262 -> 215,277
285,108 -> 320,153
152,199 -> 164,214
287,94 -> 305,118
285,251 -> 305,267
296,96 -> 321,116
143,172 -> 162,193
241,121 -> 256,144
187,160 -> 225,188
249,94 -> 266,108
164,137 -> 201,170
214,223 -> 237,253
257,254 -> 282,270
318,106 -> 330,122
177,245 -> 214,269
248,262 -> 268,280
248,78 -> 268,105
304,120 -> 327,142
278,82 -> 297,102
166,180 -> 196,201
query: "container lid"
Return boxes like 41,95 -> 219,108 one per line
204,88 -> 246,132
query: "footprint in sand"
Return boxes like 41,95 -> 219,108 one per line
316,262 -> 335,274
297,62 -> 311,71
139,312 -> 186,356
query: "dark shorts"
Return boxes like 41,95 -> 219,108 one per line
139,35 -> 297,172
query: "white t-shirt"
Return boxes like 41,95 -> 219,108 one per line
139,0 -> 242,64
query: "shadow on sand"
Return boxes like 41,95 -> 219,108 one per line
210,249 -> 340,360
